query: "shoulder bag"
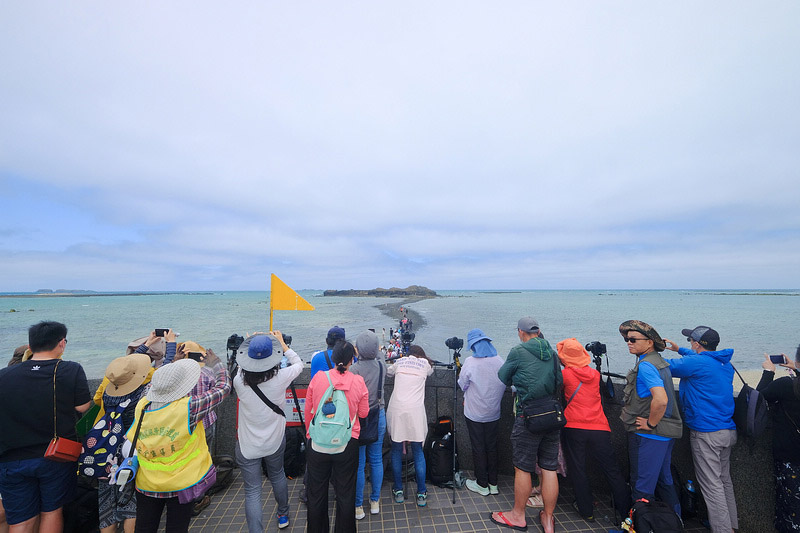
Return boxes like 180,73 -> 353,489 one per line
44,359 -> 83,462
358,363 -> 384,445
520,356 -> 567,434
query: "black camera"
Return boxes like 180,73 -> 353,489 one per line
227,334 -> 244,352
401,332 -> 415,343
282,333 -> 292,347
445,337 -> 464,351
585,341 -> 607,358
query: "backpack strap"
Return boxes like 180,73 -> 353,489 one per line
250,383 -> 286,418
377,362 -> 384,401
324,350 -> 333,370
731,363 -> 748,387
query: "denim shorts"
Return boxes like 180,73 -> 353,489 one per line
0,457 -> 77,524
510,417 -> 560,473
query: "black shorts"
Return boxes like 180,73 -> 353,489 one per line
511,417 -> 560,472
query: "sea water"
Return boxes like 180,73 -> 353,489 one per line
0,290 -> 797,379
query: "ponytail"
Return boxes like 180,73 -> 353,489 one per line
331,339 -> 355,373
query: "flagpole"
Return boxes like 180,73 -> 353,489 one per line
269,282 -> 274,331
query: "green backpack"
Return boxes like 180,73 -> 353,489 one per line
309,371 -> 354,454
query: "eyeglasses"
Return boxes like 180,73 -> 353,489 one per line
624,337 -> 649,343
687,337 -> 696,343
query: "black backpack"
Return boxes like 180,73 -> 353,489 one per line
731,365 -> 768,446
281,426 -> 307,479
424,416 -> 458,487
630,498 -> 684,532
207,455 -> 235,496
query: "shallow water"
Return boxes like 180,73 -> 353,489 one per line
1,289 -> 797,378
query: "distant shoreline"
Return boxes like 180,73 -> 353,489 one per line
0,292 -> 215,298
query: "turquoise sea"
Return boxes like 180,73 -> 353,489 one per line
1,290 -> 798,379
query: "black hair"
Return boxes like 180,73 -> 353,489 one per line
331,340 -> 355,374
28,321 -> 67,353
241,366 -> 279,387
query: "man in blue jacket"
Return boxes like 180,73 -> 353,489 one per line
664,326 -> 738,533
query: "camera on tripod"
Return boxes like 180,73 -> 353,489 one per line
401,331 -> 415,354
445,337 -> 463,352
585,341 -> 606,365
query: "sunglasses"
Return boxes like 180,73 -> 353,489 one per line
624,337 -> 649,344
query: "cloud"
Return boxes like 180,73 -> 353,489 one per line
1,2 -> 799,291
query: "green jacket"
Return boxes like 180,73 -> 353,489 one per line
498,337 -> 563,410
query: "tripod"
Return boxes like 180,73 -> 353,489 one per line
432,346 -> 463,504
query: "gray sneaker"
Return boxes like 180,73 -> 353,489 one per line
417,492 -> 428,507
393,489 -> 404,503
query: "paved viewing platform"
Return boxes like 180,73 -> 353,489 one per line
188,471 -> 707,532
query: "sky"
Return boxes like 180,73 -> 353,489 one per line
1,2 -> 799,291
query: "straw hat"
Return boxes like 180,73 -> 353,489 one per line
104,354 -> 152,397
147,359 -> 202,403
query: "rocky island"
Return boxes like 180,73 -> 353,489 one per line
323,285 -> 437,298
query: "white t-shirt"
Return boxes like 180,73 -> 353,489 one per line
386,356 -> 434,443
233,349 -> 303,460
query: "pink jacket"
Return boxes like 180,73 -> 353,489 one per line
304,369 -> 369,440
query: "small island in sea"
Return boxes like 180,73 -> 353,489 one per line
323,285 -> 437,298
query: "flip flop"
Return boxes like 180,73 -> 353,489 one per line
489,511 -> 528,531
538,510 -> 555,533
526,494 -> 544,507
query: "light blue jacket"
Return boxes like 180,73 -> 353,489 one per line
664,348 -> 736,432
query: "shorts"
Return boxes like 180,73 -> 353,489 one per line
510,416 -> 560,473
0,458 -> 77,525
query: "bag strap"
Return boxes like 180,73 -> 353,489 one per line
730,364 -> 748,387
250,383 -> 286,418
551,355 -> 562,401
127,402 -> 151,458
324,350 -> 333,370
377,362 -> 384,400
565,382 -> 582,407
52,359 -> 61,438
290,382 -> 305,429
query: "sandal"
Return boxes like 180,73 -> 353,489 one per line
489,511 -> 528,531
526,494 -> 544,508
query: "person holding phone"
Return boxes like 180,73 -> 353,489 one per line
664,326 -> 738,533
758,346 -> 800,532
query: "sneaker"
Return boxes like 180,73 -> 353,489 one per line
370,500 -> 380,514
416,492 -> 427,507
572,500 -> 595,522
355,506 -> 365,520
489,484 -> 499,495
393,489 -> 404,503
465,479 -> 490,496
277,514 -> 289,529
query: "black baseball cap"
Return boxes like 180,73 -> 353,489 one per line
681,326 -> 720,349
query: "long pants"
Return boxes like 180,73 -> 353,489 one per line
562,427 -> 631,519
628,433 -> 681,516
235,439 -> 289,533
690,429 -> 738,533
306,438 -> 359,533
356,408 -> 386,506
465,417 -> 500,488
134,492 -> 193,533
391,441 -> 427,495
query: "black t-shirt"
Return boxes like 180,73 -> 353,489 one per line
0,358 -> 92,462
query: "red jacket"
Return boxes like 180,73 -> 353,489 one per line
563,366 -> 610,432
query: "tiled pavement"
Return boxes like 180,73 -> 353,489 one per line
189,469 -> 708,532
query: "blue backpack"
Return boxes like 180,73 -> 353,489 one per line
309,371 -> 354,454
78,399 -> 131,478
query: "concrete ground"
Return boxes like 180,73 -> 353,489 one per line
187,469 -> 708,532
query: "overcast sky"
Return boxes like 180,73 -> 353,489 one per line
1,2 -> 798,291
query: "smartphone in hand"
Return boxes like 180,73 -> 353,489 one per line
155,328 -> 169,337
769,354 -> 788,365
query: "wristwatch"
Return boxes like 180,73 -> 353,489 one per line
646,420 -> 657,430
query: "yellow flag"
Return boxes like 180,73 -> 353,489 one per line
270,274 -> 314,312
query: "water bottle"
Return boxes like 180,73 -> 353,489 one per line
683,479 -> 697,516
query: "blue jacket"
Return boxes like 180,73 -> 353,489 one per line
664,348 -> 736,432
